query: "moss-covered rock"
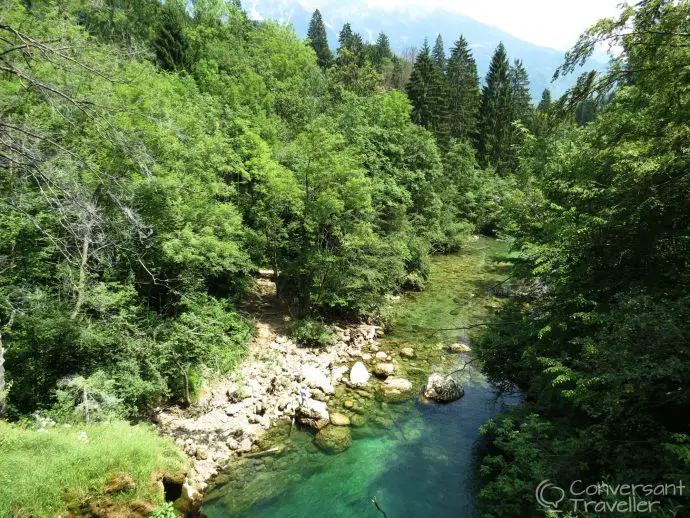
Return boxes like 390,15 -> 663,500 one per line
330,413 -> 351,426
313,425 -> 352,454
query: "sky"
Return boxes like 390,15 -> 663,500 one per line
298,0 -> 627,50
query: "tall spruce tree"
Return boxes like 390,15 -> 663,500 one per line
509,59 -> 532,122
337,23 -> 365,66
432,34 -> 446,71
307,9 -> 333,69
477,42 -> 512,173
537,88 -> 552,112
372,32 -> 392,67
154,0 -> 191,72
407,39 -> 450,143
447,35 -> 480,142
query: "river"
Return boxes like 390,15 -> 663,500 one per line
203,237 -> 520,518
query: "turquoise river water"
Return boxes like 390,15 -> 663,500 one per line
203,238 -> 520,518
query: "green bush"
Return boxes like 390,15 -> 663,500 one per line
290,319 -> 335,348
151,502 -> 179,518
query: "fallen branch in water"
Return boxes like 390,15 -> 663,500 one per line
371,497 -> 388,518
244,447 -> 280,458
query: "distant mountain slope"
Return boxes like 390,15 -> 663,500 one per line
246,0 -> 606,99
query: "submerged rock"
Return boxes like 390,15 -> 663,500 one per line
330,413 -> 351,426
373,363 -> 396,379
349,361 -> 370,387
447,343 -> 471,353
380,377 -> 413,400
400,347 -> 415,359
314,425 -> 352,454
297,399 -> 330,430
350,414 -> 367,427
424,373 -> 465,403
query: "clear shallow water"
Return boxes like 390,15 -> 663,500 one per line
204,238 -> 519,518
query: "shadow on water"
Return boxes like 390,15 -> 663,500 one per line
203,238 -> 521,518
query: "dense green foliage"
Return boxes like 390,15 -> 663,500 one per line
4,0 -> 685,516
476,1 -> 690,515
0,0 -> 528,423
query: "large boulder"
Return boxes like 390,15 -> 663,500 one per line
297,398 -> 330,430
424,373 -> 465,403
301,364 -> 335,395
314,425 -> 352,454
373,363 -> 396,379
349,361 -> 370,387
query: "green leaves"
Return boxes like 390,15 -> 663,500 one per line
476,2 -> 690,514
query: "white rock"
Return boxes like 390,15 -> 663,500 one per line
301,364 -> 335,395
331,365 -> 349,383
373,363 -> 396,378
448,343 -> 472,353
400,347 -> 415,359
424,373 -> 465,402
297,398 -> 330,430
383,377 -> 412,393
225,403 -> 244,416
375,351 -> 388,361
349,361 -> 370,387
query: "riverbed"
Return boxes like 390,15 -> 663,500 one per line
203,238 -> 520,517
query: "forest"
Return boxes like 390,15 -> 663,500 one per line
0,0 -> 688,516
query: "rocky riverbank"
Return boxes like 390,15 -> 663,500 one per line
155,322 -> 424,505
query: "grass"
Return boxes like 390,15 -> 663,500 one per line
0,421 -> 188,517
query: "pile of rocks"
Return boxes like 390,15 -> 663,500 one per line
155,323 -> 393,494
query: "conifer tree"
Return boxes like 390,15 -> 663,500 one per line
537,88 -> 552,112
477,42 -> 512,173
509,59 -> 532,122
154,0 -> 191,72
338,23 -> 354,52
447,35 -> 480,141
407,39 -> 450,143
307,9 -> 333,69
372,32 -> 392,67
337,23 -> 365,65
432,34 -> 446,71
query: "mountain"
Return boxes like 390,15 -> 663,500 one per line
245,0 -> 606,99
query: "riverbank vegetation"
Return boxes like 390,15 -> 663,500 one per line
475,1 -> 690,515
0,0 -> 530,421
0,0 -> 687,515
0,420 -> 186,517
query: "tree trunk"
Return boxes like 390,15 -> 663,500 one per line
0,333 -> 5,417
181,366 -> 190,407
71,234 -> 90,319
